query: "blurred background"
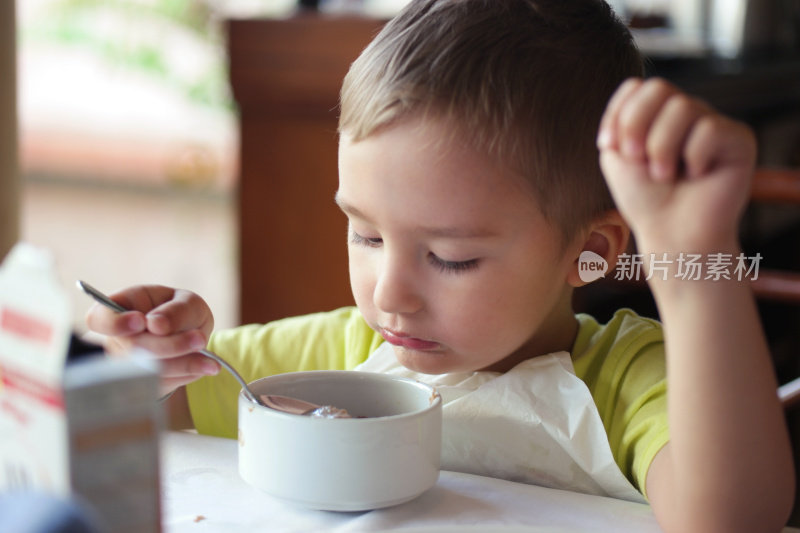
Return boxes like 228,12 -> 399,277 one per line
10,0 -> 251,331
2,0 -> 412,333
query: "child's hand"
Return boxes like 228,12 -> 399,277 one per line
597,77 -> 756,254
85,285 -> 218,394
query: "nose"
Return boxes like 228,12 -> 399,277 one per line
373,252 -> 424,315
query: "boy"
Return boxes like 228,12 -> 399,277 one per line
87,0 -> 794,530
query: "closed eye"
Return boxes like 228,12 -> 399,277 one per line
349,230 -> 382,247
351,229 -> 479,274
428,254 -> 479,274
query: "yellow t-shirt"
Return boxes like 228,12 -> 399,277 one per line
187,307 -> 668,497
572,309 -> 669,498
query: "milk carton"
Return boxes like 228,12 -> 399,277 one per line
0,242 -> 162,532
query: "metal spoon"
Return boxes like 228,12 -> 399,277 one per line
259,394 -> 351,418
76,280 -> 266,407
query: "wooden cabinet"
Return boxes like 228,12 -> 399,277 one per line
227,15 -> 385,324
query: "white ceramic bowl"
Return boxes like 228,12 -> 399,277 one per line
238,370 -> 442,511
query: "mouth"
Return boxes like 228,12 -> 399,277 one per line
379,328 -> 440,351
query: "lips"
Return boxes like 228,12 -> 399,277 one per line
380,328 -> 440,351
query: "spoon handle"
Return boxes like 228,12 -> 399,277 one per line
77,280 -> 127,313
76,280 -> 263,406
195,348 -> 261,404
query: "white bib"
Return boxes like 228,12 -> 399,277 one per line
354,342 -> 645,503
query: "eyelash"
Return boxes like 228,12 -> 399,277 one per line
349,231 -> 382,248
349,231 -> 479,274
429,256 -> 480,274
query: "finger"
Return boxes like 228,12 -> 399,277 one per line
144,289 -> 214,337
97,285 -> 213,338
111,328 -> 210,359
600,149 -> 650,204
598,77 -> 644,151
158,356 -> 221,396
102,334 -> 134,356
158,353 -> 220,380
684,115 -> 756,180
615,78 -> 680,161
645,93 -> 709,182
85,302 -> 146,336
111,285 -> 181,314
160,376 -> 202,397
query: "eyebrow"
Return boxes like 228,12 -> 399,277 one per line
334,192 -> 498,239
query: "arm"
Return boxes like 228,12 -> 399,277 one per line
598,78 -> 794,533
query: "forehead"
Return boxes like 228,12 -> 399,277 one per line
337,116 -> 551,236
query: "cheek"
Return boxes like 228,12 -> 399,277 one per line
347,247 -> 375,308
463,264 -> 561,339
435,276 -> 518,344
509,263 -> 564,314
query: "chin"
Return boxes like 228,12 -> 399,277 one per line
393,346 -> 468,375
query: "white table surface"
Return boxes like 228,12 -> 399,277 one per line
161,431 -> 667,533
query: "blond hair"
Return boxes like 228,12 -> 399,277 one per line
339,0 -> 643,243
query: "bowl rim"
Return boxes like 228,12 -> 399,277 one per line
239,369 -> 442,421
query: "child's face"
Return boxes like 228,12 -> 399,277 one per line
337,117 -> 580,374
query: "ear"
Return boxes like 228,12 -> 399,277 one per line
566,210 -> 630,288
